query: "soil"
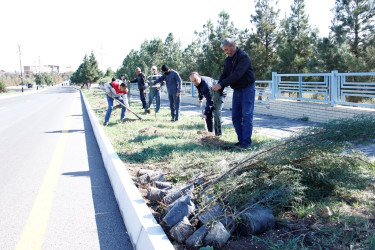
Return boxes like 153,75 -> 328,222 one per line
195,131 -> 233,149
138,126 -> 163,136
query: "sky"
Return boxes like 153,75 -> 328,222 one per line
0,0 -> 336,73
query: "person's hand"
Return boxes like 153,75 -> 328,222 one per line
198,100 -> 203,105
177,92 -> 181,97
108,92 -> 112,98
143,90 -> 146,94
212,84 -> 222,91
201,115 -> 206,120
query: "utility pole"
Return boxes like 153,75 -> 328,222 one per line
18,45 -> 24,92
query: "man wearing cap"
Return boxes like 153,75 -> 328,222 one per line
153,65 -> 182,121
212,38 -> 256,149
130,67 -> 148,111
146,66 -> 164,113
103,78 -> 128,125
189,72 -> 227,136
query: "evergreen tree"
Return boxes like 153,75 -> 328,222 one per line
70,52 -> 102,89
246,0 -> 279,79
308,37 -> 350,72
331,0 -> 375,70
104,68 -> 115,78
275,0 -> 315,73
180,39 -> 201,79
140,38 -> 164,74
117,49 -> 140,80
162,33 -> 183,72
197,11 -> 239,79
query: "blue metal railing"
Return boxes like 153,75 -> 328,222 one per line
127,71 -> 375,108
274,71 -> 375,107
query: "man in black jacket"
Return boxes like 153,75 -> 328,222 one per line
130,67 -> 148,111
213,38 -> 256,149
189,72 -> 227,136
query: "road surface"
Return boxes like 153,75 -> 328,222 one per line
0,86 -> 132,250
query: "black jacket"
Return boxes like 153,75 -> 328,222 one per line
130,73 -> 147,90
218,47 -> 255,90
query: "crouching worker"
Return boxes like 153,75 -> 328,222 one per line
103,78 -> 129,125
189,72 -> 227,136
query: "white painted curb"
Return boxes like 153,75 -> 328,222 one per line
80,90 -> 174,250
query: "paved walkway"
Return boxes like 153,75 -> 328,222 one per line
128,91 -> 374,160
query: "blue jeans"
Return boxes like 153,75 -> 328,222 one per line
105,95 -> 126,122
147,88 -> 160,112
168,90 -> 181,121
232,84 -> 255,146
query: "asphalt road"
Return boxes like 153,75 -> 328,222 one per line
0,86 -> 133,250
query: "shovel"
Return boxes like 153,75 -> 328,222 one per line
112,97 -> 142,120
200,103 -> 208,132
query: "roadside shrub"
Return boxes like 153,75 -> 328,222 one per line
0,81 -> 6,93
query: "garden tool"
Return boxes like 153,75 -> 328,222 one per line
112,97 -> 142,120
200,103 -> 208,132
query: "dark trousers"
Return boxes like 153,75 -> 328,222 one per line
139,89 -> 147,110
205,92 -> 226,136
168,90 -> 180,121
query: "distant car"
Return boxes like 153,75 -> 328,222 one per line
27,83 -> 33,88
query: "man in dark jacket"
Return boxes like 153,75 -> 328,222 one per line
189,72 -> 227,136
130,67 -> 148,111
213,38 -> 256,149
154,65 -> 182,121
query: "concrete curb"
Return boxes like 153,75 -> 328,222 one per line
80,90 -> 174,250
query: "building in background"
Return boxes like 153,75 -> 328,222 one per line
24,65 -> 72,74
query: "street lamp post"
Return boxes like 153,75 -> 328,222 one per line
18,45 -> 24,92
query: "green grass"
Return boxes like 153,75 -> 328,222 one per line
0,90 -> 18,96
83,88 -> 375,249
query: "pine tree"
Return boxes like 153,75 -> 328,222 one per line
331,0 -> 375,71
197,11 -> 239,79
70,52 -> 102,89
162,33 -> 183,72
246,0 -> 279,79
275,0 -> 315,73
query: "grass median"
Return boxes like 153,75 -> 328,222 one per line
83,88 -> 375,249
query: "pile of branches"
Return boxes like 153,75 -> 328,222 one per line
198,114 -> 375,215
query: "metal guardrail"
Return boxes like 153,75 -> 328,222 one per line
127,71 -> 375,108
273,71 -> 375,107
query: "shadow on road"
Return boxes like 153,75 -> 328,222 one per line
45,129 -> 85,134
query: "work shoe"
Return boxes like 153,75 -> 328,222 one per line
146,108 -> 151,114
103,121 -> 109,126
234,143 -> 251,150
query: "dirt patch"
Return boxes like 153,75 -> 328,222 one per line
121,118 -> 139,122
139,126 -> 163,135
195,131 -> 233,149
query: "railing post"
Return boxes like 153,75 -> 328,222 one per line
298,76 -> 302,99
271,72 -> 277,100
191,82 -> 195,97
330,70 -> 338,107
